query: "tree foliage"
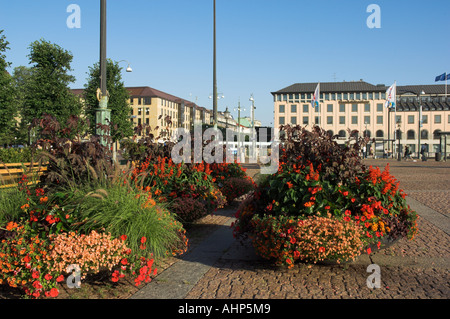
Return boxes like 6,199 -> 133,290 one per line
22,39 -> 82,127
83,59 -> 133,142
0,30 -> 17,144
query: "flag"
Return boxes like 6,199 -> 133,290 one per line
435,73 -> 449,82
311,83 -> 320,108
385,82 -> 396,109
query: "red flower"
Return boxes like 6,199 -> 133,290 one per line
44,274 -> 52,281
287,182 -> 293,189
32,271 -> 39,279
46,288 -> 59,298
120,234 -> 127,241
318,247 -> 326,253
367,247 -> 372,254
141,236 -> 147,244
121,258 -> 128,265
56,275 -> 65,283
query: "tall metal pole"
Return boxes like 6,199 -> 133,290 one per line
100,0 -> 107,97
418,96 -> 422,159
213,0 -> 218,129
96,0 -> 110,146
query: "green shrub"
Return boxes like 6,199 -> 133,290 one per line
66,180 -> 188,259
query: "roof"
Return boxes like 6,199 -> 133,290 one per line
71,86 -> 210,111
272,81 -> 449,95
272,81 -> 387,94
397,85 -> 449,95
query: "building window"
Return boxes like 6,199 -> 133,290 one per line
351,116 -> 358,124
279,117 -> 285,125
138,108 -> 142,116
279,105 -> 285,113
291,104 -> 297,113
343,93 -> 348,100
138,98 -> 142,105
145,108 -> 150,115
368,93 -> 373,100
327,104 -> 333,112
338,130 -> 347,138
422,115 -> 428,124
291,116 -> 297,125
448,114 -> 450,123
407,130 -> 415,140
339,104 -> 345,112
395,115 -> 402,124
327,116 -> 333,124
364,104 -> 370,112
408,115 -> 414,124
331,93 -> 336,100
130,98 -> 134,104
356,93 -> 360,100
349,93 -> 354,100
277,95 -> 281,102
303,116 -> 309,125
303,104 -> 309,113
433,130 -> 441,140
376,130 -> 384,138
339,116 -> 345,125
421,130 -> 429,139
362,93 -> 367,100
377,103 -> 383,112
337,93 -> 342,100
364,116 -> 370,125
377,116 -> 383,124
352,104 -> 358,112
435,115 -> 441,124
315,116 -> 319,125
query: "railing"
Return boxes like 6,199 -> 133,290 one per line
0,162 -> 47,189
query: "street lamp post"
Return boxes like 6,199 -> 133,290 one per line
397,118 -> 402,161
224,107 -> 230,150
249,94 -> 256,160
234,100 -> 245,160
213,0 -> 217,129
418,90 -> 425,159
96,0 -> 110,146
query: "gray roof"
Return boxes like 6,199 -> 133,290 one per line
272,81 -> 387,94
272,81 -> 449,95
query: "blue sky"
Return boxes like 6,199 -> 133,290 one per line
1,0 -> 449,126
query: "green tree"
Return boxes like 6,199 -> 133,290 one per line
0,30 -> 17,145
12,66 -> 34,145
83,59 -> 133,142
22,39 -> 82,131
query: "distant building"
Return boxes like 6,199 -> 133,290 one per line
272,81 -> 450,157
73,86 -> 213,139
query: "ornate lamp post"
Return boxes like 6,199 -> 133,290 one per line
96,0 -> 110,146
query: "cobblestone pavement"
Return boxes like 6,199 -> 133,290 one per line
134,160 -> 450,300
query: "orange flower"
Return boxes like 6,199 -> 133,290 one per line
5,221 -> 18,231
287,182 -> 293,189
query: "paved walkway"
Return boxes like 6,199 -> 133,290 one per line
131,160 -> 450,300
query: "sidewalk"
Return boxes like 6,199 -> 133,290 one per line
130,160 -> 450,299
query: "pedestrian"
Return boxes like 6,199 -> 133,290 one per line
420,144 -> 427,161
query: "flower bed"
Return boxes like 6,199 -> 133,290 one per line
232,125 -> 418,268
